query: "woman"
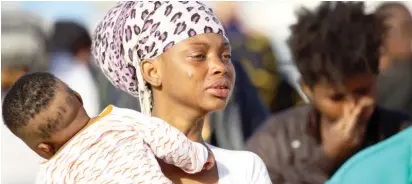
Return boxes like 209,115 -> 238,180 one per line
92,1 -> 271,183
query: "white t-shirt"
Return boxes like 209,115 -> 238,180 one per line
208,145 -> 272,184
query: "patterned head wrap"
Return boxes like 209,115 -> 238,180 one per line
92,1 -> 228,115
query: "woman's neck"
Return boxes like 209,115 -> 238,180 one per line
151,100 -> 206,142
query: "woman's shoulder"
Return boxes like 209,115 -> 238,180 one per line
208,144 -> 263,164
207,145 -> 271,184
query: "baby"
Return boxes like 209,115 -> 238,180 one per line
2,72 -> 212,184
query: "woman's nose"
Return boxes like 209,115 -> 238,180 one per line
208,57 -> 228,75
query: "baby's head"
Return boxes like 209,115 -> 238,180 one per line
2,72 -> 89,159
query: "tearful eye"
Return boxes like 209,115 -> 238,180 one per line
189,54 -> 206,60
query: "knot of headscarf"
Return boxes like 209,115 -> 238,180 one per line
92,1 -> 228,115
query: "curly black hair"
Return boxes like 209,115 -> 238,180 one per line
289,2 -> 386,87
2,72 -> 61,138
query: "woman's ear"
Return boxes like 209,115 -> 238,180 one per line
140,60 -> 162,87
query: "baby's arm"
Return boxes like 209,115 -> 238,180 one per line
63,133 -> 173,184
143,117 -> 210,174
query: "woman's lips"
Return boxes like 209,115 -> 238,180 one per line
205,79 -> 232,98
206,88 -> 230,98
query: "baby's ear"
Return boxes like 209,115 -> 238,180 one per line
36,143 -> 55,159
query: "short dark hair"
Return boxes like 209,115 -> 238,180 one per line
2,72 -> 59,138
289,2 -> 385,87
50,21 -> 91,55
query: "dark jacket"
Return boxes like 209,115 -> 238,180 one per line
247,104 -> 411,184
377,61 -> 412,117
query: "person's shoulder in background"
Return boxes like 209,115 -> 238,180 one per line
207,144 -> 272,184
245,104 -> 312,182
247,104 -> 312,146
327,127 -> 412,184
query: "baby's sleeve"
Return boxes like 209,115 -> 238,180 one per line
143,117 -> 209,174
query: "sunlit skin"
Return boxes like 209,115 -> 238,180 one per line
141,33 -> 235,184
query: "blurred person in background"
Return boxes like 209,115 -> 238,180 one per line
49,21 -> 100,116
90,65 -> 141,112
49,21 -> 141,114
248,2 -> 412,183
213,2 -> 303,113
1,10 -> 49,92
376,2 -> 412,117
1,8 -> 51,183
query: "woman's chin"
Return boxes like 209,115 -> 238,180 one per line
203,100 -> 228,112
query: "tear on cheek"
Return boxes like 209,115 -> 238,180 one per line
187,70 -> 193,78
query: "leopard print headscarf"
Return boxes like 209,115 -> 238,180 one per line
92,1 -> 227,115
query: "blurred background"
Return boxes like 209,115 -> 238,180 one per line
1,1 -> 412,183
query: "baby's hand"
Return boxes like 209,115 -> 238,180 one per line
143,117 -> 211,174
202,144 -> 215,171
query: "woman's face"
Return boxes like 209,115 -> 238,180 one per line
156,33 -> 235,112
